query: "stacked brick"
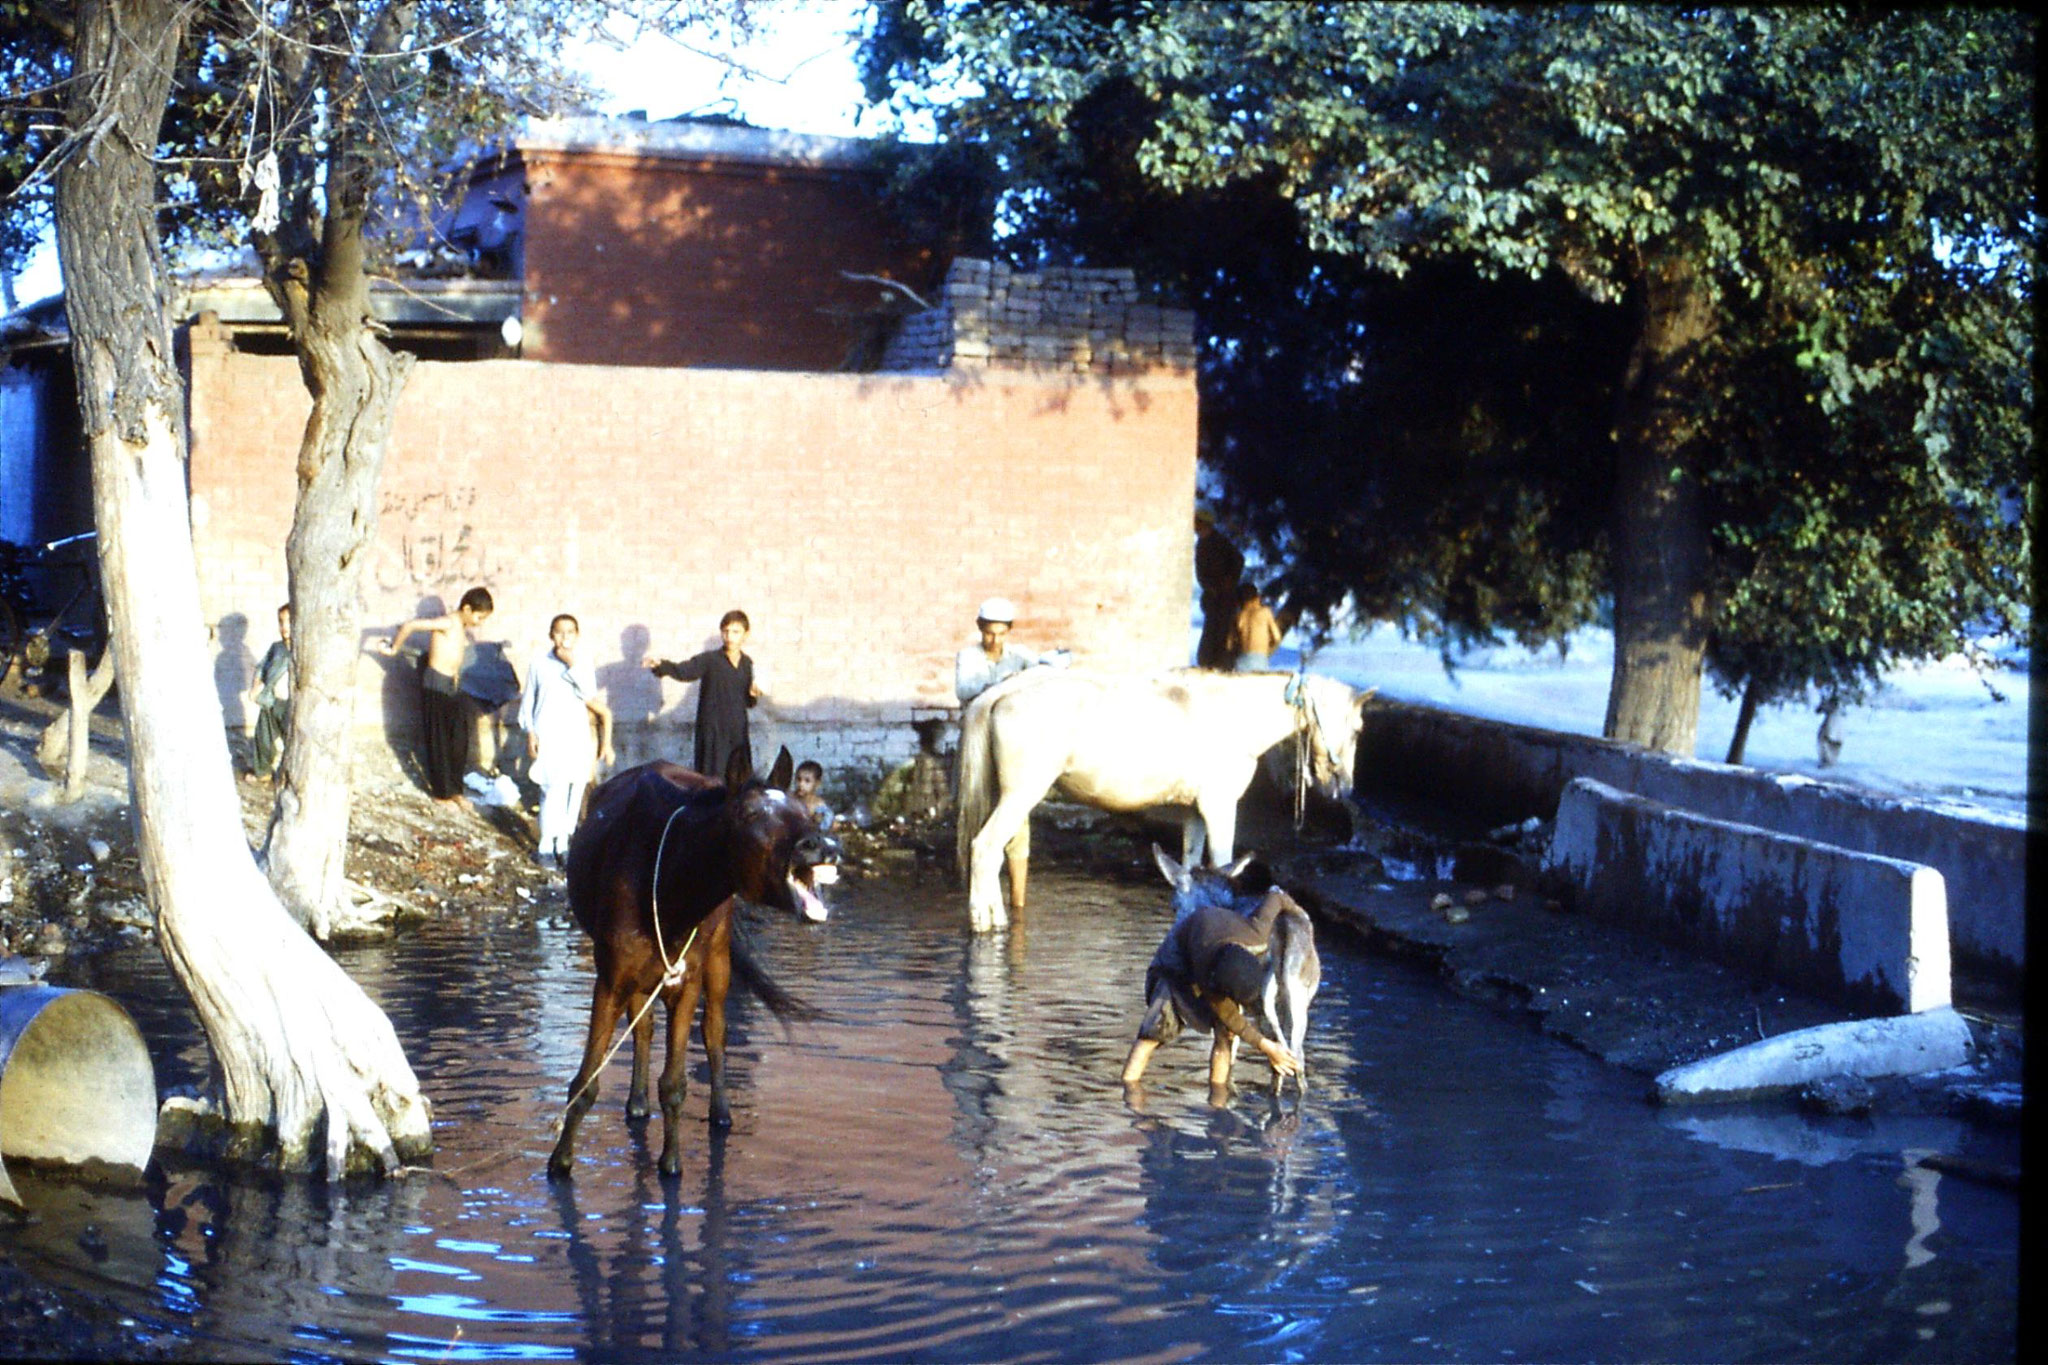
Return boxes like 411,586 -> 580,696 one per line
880,258 -> 1198,374
184,328 -> 1198,787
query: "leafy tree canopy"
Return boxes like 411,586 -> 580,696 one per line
865,2 -> 2035,736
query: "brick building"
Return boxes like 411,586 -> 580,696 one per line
5,116 -> 1201,782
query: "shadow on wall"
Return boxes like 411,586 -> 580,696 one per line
594,623 -> 662,728
364,595 -> 449,779
213,612 -> 252,732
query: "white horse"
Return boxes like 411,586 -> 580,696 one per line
954,667 -> 1367,931
1153,845 -> 1322,1097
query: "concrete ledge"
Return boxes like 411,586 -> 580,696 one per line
1545,777 -> 1951,1015
1355,698 -> 2023,979
1654,1007 -> 1975,1105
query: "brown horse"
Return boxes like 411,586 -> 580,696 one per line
548,746 -> 840,1178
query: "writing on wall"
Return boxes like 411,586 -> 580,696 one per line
374,487 -> 495,593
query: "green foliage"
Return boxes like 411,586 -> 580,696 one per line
867,1 -> 2036,696
0,0 -> 67,276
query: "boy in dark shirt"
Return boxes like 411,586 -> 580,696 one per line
1122,888 -> 1302,1090
646,608 -> 760,778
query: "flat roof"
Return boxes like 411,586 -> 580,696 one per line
510,116 -> 878,171
179,276 -> 520,328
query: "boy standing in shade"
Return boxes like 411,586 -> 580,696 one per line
247,602 -> 293,783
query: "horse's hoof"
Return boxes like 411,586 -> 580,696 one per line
546,1154 -> 573,1180
659,1153 -> 681,1178
709,1108 -> 733,1130
625,1098 -> 651,1121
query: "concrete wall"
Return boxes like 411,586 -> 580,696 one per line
1546,778 -> 1952,1016
1356,698 -> 2025,981
185,323 -> 1198,779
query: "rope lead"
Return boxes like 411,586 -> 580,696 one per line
561,800 -> 701,1118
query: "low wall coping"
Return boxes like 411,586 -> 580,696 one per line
1545,776 -> 1951,1016
1356,697 -> 2023,980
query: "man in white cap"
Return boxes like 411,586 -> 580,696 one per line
955,596 -> 1067,703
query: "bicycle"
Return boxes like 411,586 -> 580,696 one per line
0,531 -> 109,697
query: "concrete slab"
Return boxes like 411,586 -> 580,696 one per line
1654,1008 -> 1976,1105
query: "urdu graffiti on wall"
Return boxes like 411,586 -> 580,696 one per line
373,486 -> 495,593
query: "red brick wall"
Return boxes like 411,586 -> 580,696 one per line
518,151 -> 934,371
185,326 -> 1198,770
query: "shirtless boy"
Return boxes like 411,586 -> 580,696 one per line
377,586 -> 494,799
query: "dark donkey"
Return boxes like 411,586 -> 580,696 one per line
549,746 -> 841,1178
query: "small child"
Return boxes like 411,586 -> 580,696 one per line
1231,581 -> 1283,672
792,759 -> 835,830
518,613 -> 614,869
248,602 -> 292,782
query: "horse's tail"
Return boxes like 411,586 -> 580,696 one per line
955,691 -> 999,880
729,918 -> 828,1030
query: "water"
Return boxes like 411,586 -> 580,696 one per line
10,867 -> 2021,1361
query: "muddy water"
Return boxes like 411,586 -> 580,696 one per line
12,866 -> 2020,1362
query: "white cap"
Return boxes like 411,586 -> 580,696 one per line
976,596 -> 1017,624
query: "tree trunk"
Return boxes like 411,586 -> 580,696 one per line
35,642 -> 117,801
1724,675 -> 1763,765
1602,250 -> 1717,756
55,0 -> 431,1178
254,6 -> 422,941
260,267 -> 415,939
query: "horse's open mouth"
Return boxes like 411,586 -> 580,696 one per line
789,861 -> 837,922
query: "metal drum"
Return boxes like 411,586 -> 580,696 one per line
0,983 -> 156,1205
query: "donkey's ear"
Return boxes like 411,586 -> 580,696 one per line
723,745 -> 755,792
1227,855 -> 1275,897
1152,842 -> 1191,892
765,745 -> 796,792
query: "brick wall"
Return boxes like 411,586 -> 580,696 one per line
185,323 -> 1198,782
880,258 -> 1198,375
517,149 -> 936,372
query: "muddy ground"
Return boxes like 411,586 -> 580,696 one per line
0,685 -> 2024,1358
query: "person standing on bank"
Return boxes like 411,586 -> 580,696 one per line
955,596 -> 1068,704
647,609 -> 759,777
247,602 -> 293,783
520,613 -> 614,869
1193,506 -> 1245,670
377,586 -> 494,801
1231,581 -> 1285,672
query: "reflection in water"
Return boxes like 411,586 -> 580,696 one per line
1899,1154 -> 1940,1272
7,869 -> 2020,1361
547,1128 -> 737,1357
